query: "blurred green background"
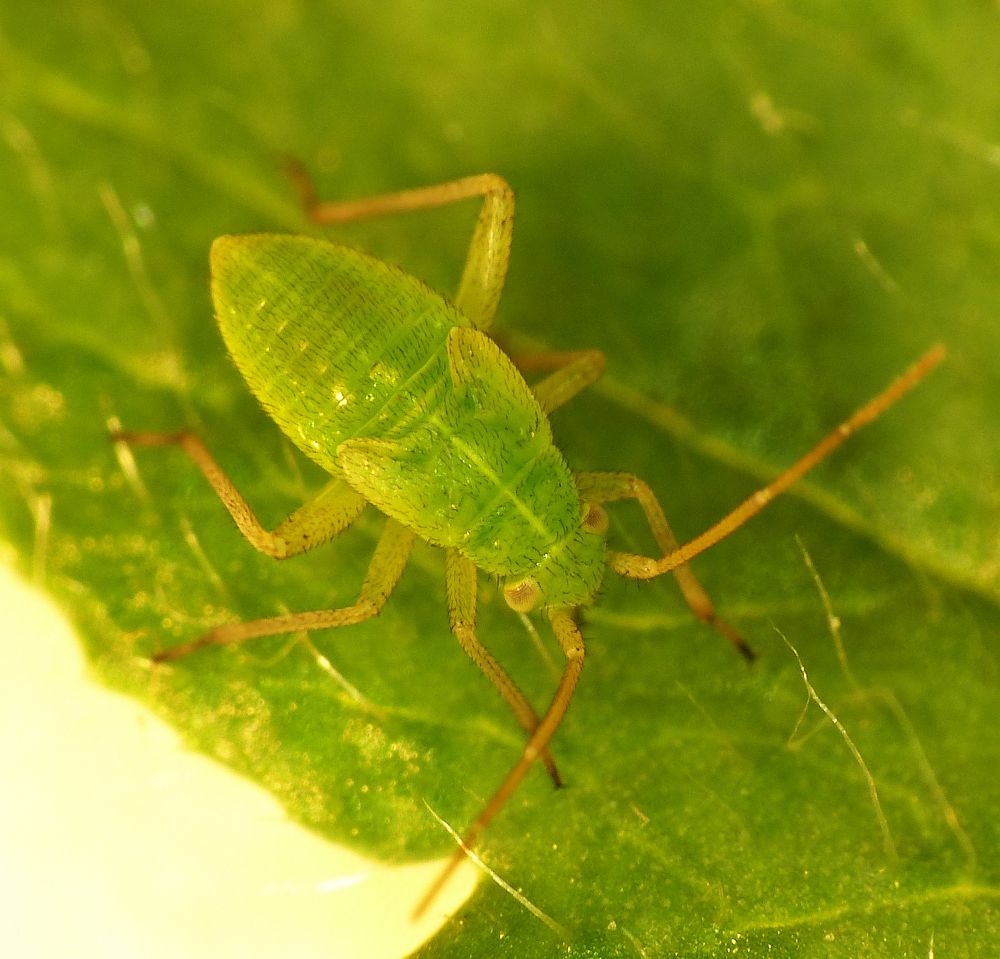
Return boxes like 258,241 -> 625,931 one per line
1,2 -> 998,956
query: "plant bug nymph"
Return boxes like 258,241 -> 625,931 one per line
111,165 -> 944,916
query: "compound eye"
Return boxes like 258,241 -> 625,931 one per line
503,577 -> 542,613
582,502 -> 609,535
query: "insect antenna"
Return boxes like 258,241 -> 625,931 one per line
413,606 -> 584,919
610,343 -> 946,581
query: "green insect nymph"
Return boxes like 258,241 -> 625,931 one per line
111,166 -> 944,916
211,233 -> 607,612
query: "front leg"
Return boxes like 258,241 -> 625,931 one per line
576,470 -> 753,660
446,550 -> 562,786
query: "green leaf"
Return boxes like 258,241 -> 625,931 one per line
1,1 -> 997,956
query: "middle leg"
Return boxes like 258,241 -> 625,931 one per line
514,349 -> 606,415
154,518 -> 416,662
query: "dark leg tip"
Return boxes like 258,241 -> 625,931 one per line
737,639 -> 757,664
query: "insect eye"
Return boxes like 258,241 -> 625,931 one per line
582,502 -> 609,535
503,577 -> 542,613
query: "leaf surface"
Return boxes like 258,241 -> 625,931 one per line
0,2 -> 997,956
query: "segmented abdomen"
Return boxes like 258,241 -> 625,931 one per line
213,234 -> 464,476
212,234 -> 580,575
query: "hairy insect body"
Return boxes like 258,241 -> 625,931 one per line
116,174 -> 940,916
212,234 -> 606,604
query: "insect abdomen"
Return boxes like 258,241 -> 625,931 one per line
212,235 -> 582,577
211,234 -> 466,475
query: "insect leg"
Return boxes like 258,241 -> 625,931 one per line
152,518 -> 415,662
447,550 -> 562,786
576,471 -> 753,659
606,344 -> 946,580
414,605 -> 584,919
514,349 -> 606,414
110,429 -> 366,558
285,160 -> 514,331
